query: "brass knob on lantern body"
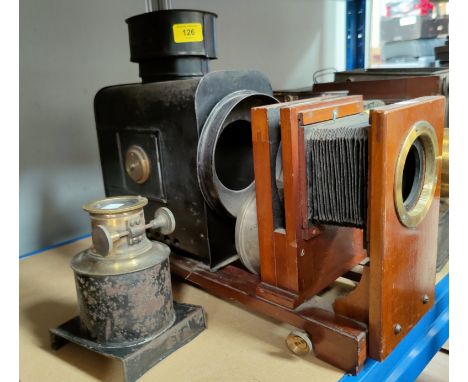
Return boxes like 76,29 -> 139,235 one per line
125,145 -> 151,184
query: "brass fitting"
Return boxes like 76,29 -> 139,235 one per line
72,195 -> 175,276
394,121 -> 438,228
441,128 -> 449,199
286,331 -> 313,355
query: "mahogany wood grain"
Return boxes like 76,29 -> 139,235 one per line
250,97 -> 335,288
298,98 -> 364,125
367,96 -> 445,359
312,76 -> 441,104
251,106 -> 277,285
334,266 -> 370,324
170,254 -> 368,374
252,96 -> 367,308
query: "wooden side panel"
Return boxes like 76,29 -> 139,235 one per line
279,97 -> 367,303
298,226 -> 367,301
251,107 -> 276,285
334,266 -> 370,324
299,98 -> 364,125
368,96 -> 445,359
279,106 -> 302,290
253,96 -> 367,308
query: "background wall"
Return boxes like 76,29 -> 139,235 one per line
19,0 -> 346,255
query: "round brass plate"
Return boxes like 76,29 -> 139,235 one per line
394,121 -> 438,228
125,145 -> 151,184
286,331 -> 312,355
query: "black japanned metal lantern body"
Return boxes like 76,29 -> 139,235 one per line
95,71 -> 275,268
95,9 -> 276,269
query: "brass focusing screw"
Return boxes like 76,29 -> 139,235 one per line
286,331 -> 313,355
84,195 -> 176,257
93,207 -> 176,256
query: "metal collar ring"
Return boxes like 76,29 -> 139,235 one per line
394,121 -> 439,228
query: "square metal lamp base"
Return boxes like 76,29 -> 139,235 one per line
50,302 -> 206,382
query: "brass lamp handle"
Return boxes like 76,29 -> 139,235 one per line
92,207 -> 176,256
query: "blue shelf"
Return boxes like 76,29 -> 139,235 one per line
340,274 -> 449,382
346,0 -> 366,69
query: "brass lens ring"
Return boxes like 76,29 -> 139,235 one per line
83,195 -> 148,215
440,128 -> 449,199
394,121 -> 438,228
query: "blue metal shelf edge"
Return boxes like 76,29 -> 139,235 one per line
340,274 -> 449,382
346,0 -> 366,70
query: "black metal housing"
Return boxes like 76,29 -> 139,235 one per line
126,10 -> 217,82
95,70 -> 275,268
51,302 -> 206,382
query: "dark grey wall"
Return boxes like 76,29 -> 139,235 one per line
19,0 -> 345,255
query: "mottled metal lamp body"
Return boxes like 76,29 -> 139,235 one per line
71,196 -> 176,347
50,196 -> 206,382
73,261 -> 175,347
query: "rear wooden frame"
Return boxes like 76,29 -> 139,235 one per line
252,96 -> 367,308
